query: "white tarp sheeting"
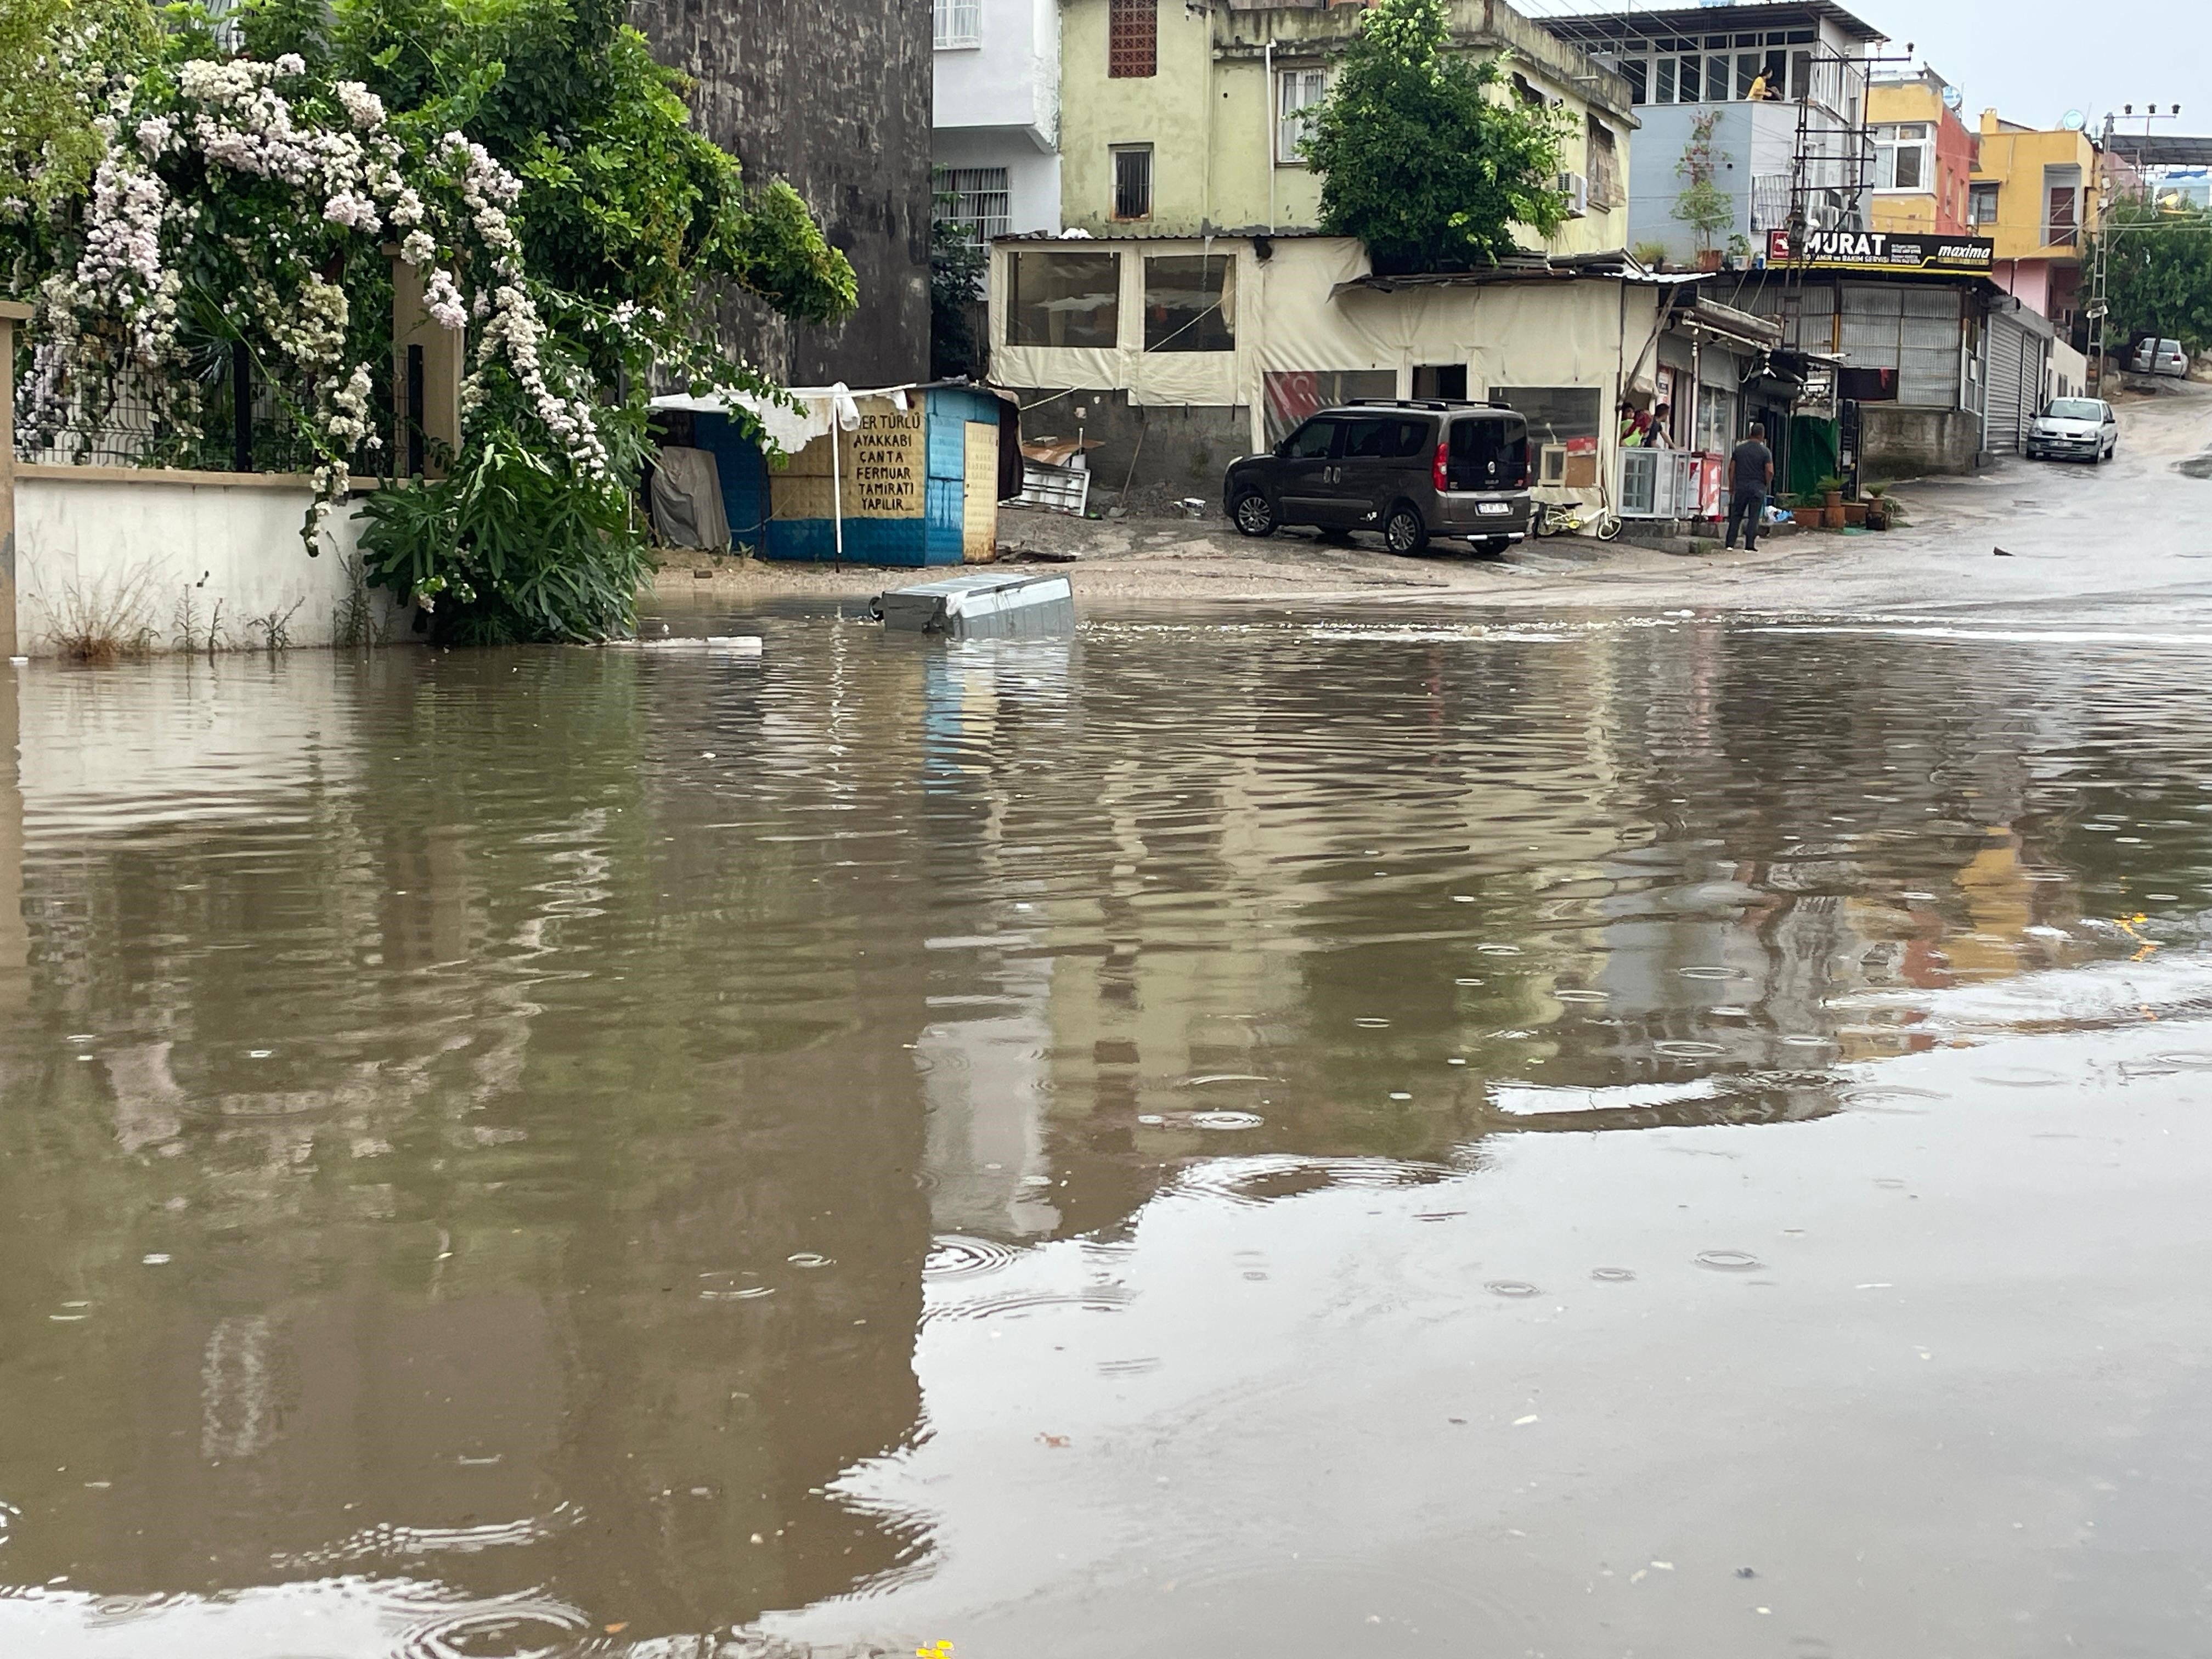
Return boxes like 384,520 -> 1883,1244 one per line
649,382 -> 891,454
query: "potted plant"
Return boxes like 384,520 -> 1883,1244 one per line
1864,482 -> 1891,531
1725,233 -> 1752,271
1672,113 -> 1735,275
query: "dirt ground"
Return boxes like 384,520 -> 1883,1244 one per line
648,379 -> 2198,610
649,496 -> 1800,606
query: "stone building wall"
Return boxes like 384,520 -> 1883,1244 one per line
631,0 -> 933,386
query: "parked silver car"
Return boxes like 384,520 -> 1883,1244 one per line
2024,397 -> 2118,464
2132,336 -> 2189,377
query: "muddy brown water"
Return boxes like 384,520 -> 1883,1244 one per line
4,607 -> 2212,1656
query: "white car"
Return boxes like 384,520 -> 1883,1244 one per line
2024,397 -> 2118,464
2132,337 -> 2190,377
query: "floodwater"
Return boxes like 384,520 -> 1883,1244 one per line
4,606 -> 2212,1657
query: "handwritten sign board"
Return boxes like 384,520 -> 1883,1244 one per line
770,398 -> 930,521
845,408 -> 924,516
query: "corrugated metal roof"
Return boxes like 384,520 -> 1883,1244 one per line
2102,134 -> 2212,167
1528,2 -> 1886,46
1335,258 -> 1707,298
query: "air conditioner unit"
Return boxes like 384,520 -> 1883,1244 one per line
1558,172 -> 1590,218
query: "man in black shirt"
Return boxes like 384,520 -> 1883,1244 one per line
1725,423 -> 1775,551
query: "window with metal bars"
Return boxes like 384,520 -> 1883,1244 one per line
943,167 -> 1011,242
1112,146 -> 1153,219
1109,0 -> 1156,78
933,0 -> 981,48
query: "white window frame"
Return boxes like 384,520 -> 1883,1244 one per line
1276,67 -> 1328,165
942,166 -> 1011,243
1874,123 -> 1932,194
932,0 -> 981,50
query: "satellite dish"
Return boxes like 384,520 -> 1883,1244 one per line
1942,84 -> 1963,110
2061,109 -> 2087,131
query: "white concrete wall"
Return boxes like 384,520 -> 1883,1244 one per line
14,470 -> 405,657
933,0 -> 1058,144
933,128 -> 1062,235
934,0 -> 1060,233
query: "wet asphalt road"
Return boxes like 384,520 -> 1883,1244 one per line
7,386 -> 2212,1658
1474,378 -> 2212,625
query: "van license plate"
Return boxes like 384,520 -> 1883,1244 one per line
1477,501 -> 1512,516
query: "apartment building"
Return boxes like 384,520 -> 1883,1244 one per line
1052,0 -> 1635,257
1865,69 -> 1979,236
1536,1 -> 1886,267
933,0 -> 1065,240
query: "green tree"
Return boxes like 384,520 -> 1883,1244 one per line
1671,111 -> 1734,256
929,176 -> 988,381
1,0 -> 155,221
2096,195 -> 2212,354
7,0 -> 860,645
1299,0 -> 1570,271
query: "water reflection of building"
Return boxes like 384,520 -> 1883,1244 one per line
0,649 -> 942,1638
1,614 -> 2173,1647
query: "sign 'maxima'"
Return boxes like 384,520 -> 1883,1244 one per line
1767,229 -> 1995,274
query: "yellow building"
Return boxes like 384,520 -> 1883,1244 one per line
1055,0 -> 1636,260
1864,70 -> 1978,238
1968,111 -> 2105,330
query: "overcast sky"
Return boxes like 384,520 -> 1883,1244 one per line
1523,2 -> 2209,136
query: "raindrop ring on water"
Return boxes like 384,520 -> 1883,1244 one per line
1695,1250 -> 1765,1273
1189,1111 -> 1265,1131
1655,1040 -> 1726,1058
1486,1280 -> 1542,1298
1590,1267 -> 1637,1282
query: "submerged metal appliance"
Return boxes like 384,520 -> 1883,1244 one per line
871,572 -> 1075,638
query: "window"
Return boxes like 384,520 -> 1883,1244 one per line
1447,416 -> 1530,489
1654,58 -> 1676,103
1282,418 -> 1341,459
1695,385 -> 1737,453
1623,58 -> 1647,105
1263,370 -> 1396,444
1587,117 -> 1622,211
1677,55 -> 1700,102
1008,251 -> 1120,348
1875,123 -> 1929,191
1708,56 -> 1730,101
1277,68 -> 1327,163
941,167 -> 1009,242
1487,387 -> 1602,450
2044,164 -> 2081,246
1111,145 -> 1153,220
1968,181 -> 2000,227
1414,363 -> 1468,399
1143,255 -> 1234,352
932,0 -> 980,49
1108,0 -> 1156,79
1736,53 -> 1759,99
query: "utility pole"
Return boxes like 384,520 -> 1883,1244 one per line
2086,102 -> 2183,389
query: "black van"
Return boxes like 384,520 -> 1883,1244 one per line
1221,400 -> 1533,555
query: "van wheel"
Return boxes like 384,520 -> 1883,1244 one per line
1384,503 -> 1429,555
1232,492 -> 1277,538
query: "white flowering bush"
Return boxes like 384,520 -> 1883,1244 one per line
7,0 -> 859,642
19,49 -> 612,556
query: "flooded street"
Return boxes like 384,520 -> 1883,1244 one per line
6,603 -> 2212,1656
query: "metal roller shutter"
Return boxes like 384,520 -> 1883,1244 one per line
1986,309 -> 2029,453
1839,284 -> 1963,408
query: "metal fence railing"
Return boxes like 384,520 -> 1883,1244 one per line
16,340 -> 390,479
